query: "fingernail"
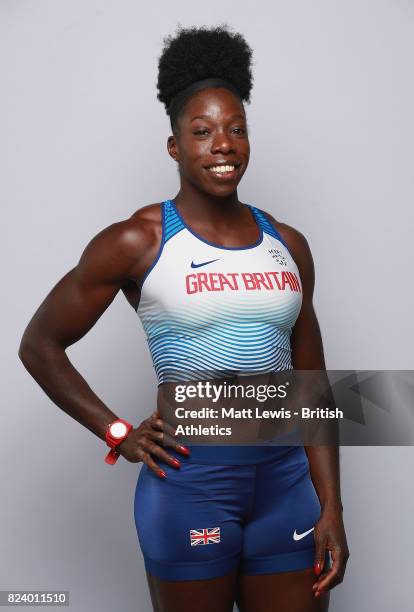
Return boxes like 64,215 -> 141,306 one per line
157,469 -> 167,479
170,458 -> 181,468
177,445 -> 190,456
314,562 -> 322,576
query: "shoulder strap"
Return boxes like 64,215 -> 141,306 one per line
248,204 -> 290,250
163,199 -> 185,243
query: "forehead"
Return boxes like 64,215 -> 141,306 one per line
181,87 -> 245,123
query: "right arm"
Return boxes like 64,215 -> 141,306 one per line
18,209 -> 187,475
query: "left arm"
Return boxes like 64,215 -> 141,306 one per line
269,214 -> 350,597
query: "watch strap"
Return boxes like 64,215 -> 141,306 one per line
105,449 -> 120,465
104,418 -> 133,465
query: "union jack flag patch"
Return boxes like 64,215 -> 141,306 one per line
190,527 -> 221,546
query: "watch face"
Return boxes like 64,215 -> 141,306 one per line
110,422 -> 127,439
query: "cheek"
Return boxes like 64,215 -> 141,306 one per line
193,140 -> 212,158
180,143 -> 211,173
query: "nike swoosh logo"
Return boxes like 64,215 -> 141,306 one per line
191,259 -> 220,268
293,527 -> 314,541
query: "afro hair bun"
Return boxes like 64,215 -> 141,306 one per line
156,23 -> 254,111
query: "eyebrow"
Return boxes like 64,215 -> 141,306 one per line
190,113 -> 246,122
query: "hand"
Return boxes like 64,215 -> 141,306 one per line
115,410 -> 190,478
312,506 -> 350,598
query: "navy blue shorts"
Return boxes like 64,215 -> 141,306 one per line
133,445 -> 329,581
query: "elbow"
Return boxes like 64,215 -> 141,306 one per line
18,331 -> 56,369
18,329 -> 30,363
18,342 -> 25,363
18,336 -> 38,369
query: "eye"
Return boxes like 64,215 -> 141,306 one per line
194,128 -> 209,136
232,127 -> 247,135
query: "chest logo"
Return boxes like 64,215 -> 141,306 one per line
268,249 -> 287,266
191,258 -> 220,269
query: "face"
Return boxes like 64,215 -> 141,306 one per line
167,87 -> 250,196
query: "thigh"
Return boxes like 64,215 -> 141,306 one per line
242,447 -> 328,576
146,569 -> 238,612
236,569 -> 330,612
134,459 -> 251,581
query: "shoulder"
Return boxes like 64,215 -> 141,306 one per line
77,202 -> 163,284
127,201 -> 163,248
90,202 -> 162,254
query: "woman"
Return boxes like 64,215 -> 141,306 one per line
19,24 -> 349,612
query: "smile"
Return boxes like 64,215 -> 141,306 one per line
205,164 -> 240,180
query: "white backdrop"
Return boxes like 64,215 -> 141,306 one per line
2,1 -> 413,610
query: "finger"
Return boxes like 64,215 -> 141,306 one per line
314,569 -> 342,596
174,443 -> 191,456
141,451 -> 166,479
149,415 -> 165,431
147,429 -> 180,451
149,422 -> 190,456
149,412 -> 191,448
150,415 -> 177,438
148,427 -> 177,446
141,439 -> 182,469
154,430 -> 190,453
148,428 -> 164,444
313,551 -> 346,594
313,532 -> 327,577
318,546 -> 348,589
149,416 -> 190,455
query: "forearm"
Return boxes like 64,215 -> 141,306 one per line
304,445 -> 343,512
18,340 -> 119,442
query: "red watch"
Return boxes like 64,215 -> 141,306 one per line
104,418 -> 133,465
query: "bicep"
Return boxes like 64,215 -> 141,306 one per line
21,222 -> 139,351
27,266 -> 122,349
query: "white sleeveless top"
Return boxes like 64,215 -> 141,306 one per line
136,199 -> 302,385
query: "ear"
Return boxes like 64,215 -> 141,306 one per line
167,135 -> 179,162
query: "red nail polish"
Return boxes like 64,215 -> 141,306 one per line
157,469 -> 167,478
314,562 -> 322,576
177,445 -> 190,456
170,458 -> 181,468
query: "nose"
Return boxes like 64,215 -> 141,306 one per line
211,129 -> 235,154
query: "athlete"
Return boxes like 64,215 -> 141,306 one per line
18,24 -> 349,612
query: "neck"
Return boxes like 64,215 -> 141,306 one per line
173,182 -> 242,224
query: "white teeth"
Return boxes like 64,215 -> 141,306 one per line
209,165 -> 235,173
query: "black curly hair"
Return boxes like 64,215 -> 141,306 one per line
156,24 -> 254,134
